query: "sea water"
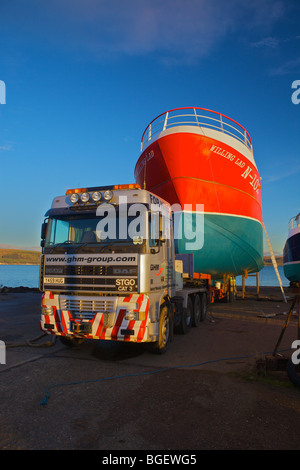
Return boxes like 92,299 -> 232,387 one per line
0,265 -> 40,288
236,266 -> 289,288
0,264 -> 290,289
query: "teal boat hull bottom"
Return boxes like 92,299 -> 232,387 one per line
284,262 -> 300,284
175,213 -> 264,279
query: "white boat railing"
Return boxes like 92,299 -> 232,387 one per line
141,107 -> 253,153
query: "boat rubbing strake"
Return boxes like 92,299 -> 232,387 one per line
134,107 -> 264,278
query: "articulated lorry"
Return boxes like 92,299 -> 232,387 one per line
40,183 -> 215,353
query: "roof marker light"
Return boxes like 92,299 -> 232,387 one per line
113,184 -> 141,190
66,187 -> 87,195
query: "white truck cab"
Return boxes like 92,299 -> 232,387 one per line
40,184 -> 209,353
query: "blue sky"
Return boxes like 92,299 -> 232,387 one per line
0,0 -> 299,254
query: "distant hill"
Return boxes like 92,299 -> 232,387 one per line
264,255 -> 283,266
0,248 -> 41,265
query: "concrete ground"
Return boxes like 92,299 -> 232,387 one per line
0,286 -> 300,451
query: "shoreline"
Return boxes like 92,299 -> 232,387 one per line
0,263 -> 39,266
0,286 -> 40,293
0,284 -> 290,299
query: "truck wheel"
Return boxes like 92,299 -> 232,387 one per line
59,336 -> 85,348
152,303 -> 172,354
177,296 -> 193,334
200,292 -> 207,322
192,294 -> 201,327
287,358 -> 300,387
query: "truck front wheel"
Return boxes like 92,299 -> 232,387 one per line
152,303 -> 173,354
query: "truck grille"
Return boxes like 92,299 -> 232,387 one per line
60,297 -> 116,325
60,298 -> 115,313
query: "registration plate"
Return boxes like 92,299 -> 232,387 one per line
44,277 -> 65,284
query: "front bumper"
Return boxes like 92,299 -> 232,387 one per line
40,291 -> 150,343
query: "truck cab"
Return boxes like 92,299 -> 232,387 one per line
40,184 -> 177,353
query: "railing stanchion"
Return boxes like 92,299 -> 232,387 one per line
163,112 -> 169,131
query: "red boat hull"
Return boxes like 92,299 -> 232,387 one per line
135,108 -> 263,277
135,130 -> 262,223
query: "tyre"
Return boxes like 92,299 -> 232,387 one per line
192,294 -> 201,327
177,296 -> 193,334
152,302 -> 173,354
59,336 -> 85,348
200,292 -> 207,322
287,358 -> 300,386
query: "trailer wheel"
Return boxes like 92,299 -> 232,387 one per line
59,336 -> 85,348
176,296 -> 193,334
200,292 -> 207,322
152,302 -> 172,354
192,294 -> 201,327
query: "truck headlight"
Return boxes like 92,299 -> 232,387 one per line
125,311 -> 137,321
43,306 -> 54,316
103,190 -> 113,201
80,192 -> 90,203
70,193 -> 79,203
92,191 -> 102,202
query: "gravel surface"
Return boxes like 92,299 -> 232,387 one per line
1,288 -> 300,451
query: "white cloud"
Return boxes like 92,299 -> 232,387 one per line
249,34 -> 300,75
1,0 -> 286,64
263,163 -> 300,184
0,144 -> 13,151
271,57 -> 300,75
251,37 -> 280,48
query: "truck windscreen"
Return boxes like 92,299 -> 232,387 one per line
45,213 -> 146,249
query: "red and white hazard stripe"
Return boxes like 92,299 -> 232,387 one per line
40,292 -> 150,343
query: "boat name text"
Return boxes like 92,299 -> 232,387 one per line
135,150 -> 154,177
210,144 -> 261,193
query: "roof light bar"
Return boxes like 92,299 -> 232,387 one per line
113,184 -> 141,190
66,183 -> 141,196
66,187 -> 87,195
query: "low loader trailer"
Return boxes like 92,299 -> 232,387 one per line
40,184 -> 224,353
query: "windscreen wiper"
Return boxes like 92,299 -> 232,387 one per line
49,240 -> 73,253
74,242 -> 99,253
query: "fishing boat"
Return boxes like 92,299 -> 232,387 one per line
283,213 -> 300,284
134,107 -> 264,279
